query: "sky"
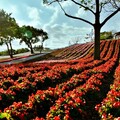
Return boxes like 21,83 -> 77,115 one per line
0,0 -> 120,51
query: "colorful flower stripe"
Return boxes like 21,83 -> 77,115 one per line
65,43 -> 93,59
0,61 -> 92,110
3,40 -> 119,119
95,64 -> 120,120
0,40 -> 120,120
45,52 -> 119,120
3,62 -> 104,119
69,43 -> 94,59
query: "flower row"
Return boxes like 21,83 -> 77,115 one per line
2,59 -> 104,119
0,40 -> 120,120
95,64 -> 120,120
2,46 -> 119,119
44,54 -> 119,120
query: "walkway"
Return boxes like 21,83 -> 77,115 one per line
0,52 -> 49,65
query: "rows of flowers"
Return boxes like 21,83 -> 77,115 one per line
2,59 -> 105,119
0,40 -> 119,120
0,57 -> 104,111
38,40 -> 107,64
100,40 -> 111,59
43,50 -> 119,120
62,43 -> 94,60
47,42 -> 94,60
83,40 -> 107,60
95,64 -> 120,120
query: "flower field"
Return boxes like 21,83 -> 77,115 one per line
38,42 -> 94,61
0,40 -> 120,120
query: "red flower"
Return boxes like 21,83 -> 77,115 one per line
75,97 -> 82,104
68,100 -> 73,105
54,116 -> 60,120
113,102 -> 120,108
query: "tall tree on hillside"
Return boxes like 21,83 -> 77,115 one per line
18,25 -> 48,54
43,0 -> 120,60
0,9 -> 19,58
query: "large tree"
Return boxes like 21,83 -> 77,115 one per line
0,9 -> 19,58
43,0 -> 120,60
18,25 -> 48,54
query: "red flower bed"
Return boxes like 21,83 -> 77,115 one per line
95,64 -> 120,120
0,40 -> 120,120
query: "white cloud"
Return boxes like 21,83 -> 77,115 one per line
26,6 -> 41,27
43,23 -> 91,49
61,0 -> 73,8
75,8 -> 86,17
41,1 -> 93,49
43,7 -> 60,30
27,6 -> 40,20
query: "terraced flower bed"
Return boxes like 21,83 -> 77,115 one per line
0,40 -> 120,120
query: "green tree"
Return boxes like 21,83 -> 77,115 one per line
43,0 -> 120,60
100,31 -> 113,40
38,30 -> 48,53
0,9 -> 19,58
18,25 -> 48,54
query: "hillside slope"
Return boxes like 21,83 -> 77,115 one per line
37,42 -> 94,61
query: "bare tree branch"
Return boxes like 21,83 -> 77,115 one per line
71,0 -> 95,15
57,1 -> 94,26
111,0 -> 119,9
99,0 -> 111,13
46,0 -> 62,5
65,13 -> 94,26
101,8 -> 120,27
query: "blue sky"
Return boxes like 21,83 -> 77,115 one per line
0,0 -> 120,51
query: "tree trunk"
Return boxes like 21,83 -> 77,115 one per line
40,42 -> 43,53
9,41 -> 13,58
5,42 -> 13,58
29,43 -> 34,54
94,0 -> 101,60
30,47 -> 34,54
94,25 -> 101,60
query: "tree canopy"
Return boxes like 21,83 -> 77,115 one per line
19,25 -> 48,54
0,9 -> 19,58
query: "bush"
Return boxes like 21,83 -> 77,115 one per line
0,48 -> 29,56
14,48 -> 29,54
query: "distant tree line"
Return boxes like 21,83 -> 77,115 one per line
0,48 -> 29,56
86,30 -> 115,42
100,31 -> 113,40
0,9 -> 48,58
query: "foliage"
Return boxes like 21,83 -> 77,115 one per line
15,48 -> 29,54
0,49 -> 15,56
100,31 -> 113,40
34,45 -> 43,53
0,9 -> 18,41
0,112 -> 12,120
18,25 -> 48,54
0,9 -> 19,58
0,48 -> 29,56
